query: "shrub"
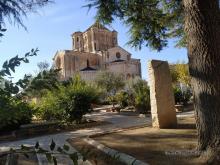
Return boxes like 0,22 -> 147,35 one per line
95,71 -> 125,105
173,87 -> 182,104
115,91 -> 129,108
65,85 -> 99,123
0,93 -> 32,131
36,76 -> 100,123
35,87 -> 66,121
132,79 -> 150,114
173,87 -> 192,105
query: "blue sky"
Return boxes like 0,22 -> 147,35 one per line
0,0 -> 187,81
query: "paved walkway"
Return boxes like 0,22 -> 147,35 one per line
0,110 -> 194,151
0,111 -> 151,152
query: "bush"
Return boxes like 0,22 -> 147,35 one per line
34,87 -> 66,121
173,87 -> 192,105
115,91 -> 129,108
173,87 -> 182,104
36,76 -> 100,123
132,79 -> 150,114
65,86 -> 99,123
0,93 -> 32,131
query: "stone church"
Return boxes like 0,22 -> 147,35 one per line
53,22 -> 141,81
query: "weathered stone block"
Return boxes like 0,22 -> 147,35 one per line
148,60 -> 177,128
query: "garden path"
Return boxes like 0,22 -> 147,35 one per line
0,111 -> 151,151
0,110 -> 194,165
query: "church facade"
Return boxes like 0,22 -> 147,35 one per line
53,22 -> 141,81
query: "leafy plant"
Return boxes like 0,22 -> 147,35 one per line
24,68 -> 60,98
132,79 -> 150,114
0,140 -> 87,165
115,91 -> 129,108
170,62 -> 191,86
173,86 -> 192,105
0,49 -> 39,131
36,75 -> 100,123
95,71 -> 125,106
0,94 -> 32,131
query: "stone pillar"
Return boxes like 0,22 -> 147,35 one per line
148,60 -> 177,128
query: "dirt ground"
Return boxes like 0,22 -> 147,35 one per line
93,116 -> 206,165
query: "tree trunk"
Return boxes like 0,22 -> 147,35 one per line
183,0 -> 220,154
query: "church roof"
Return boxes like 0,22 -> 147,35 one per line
85,21 -> 110,32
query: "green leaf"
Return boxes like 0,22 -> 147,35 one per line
3,61 -> 8,68
35,142 -> 39,149
50,140 -> 56,151
70,153 -> 78,165
63,144 -> 70,151
46,153 -> 52,163
53,156 -> 57,165
25,52 -> 30,57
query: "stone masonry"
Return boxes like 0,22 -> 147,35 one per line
53,22 -> 141,81
148,60 -> 177,128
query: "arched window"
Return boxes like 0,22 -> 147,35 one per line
116,52 -> 121,59
76,37 -> 79,42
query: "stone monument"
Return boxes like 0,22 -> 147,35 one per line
148,60 -> 177,128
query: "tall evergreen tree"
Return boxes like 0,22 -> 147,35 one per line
86,0 -> 220,161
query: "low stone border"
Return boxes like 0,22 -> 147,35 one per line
0,120 -> 110,143
83,137 -> 149,165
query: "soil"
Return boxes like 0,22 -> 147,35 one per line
93,116 -> 205,165
68,138 -> 126,165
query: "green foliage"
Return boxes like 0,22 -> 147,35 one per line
173,86 -> 192,105
0,0 -> 51,30
95,71 -> 125,95
0,94 -> 32,131
170,62 -> 191,86
2,141 -> 87,165
36,75 -> 100,123
115,91 -> 129,108
0,49 -> 39,131
132,79 -> 150,114
24,68 -> 60,98
86,0 -> 185,50
34,85 -> 67,121
95,71 -> 125,105
0,49 -> 39,94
